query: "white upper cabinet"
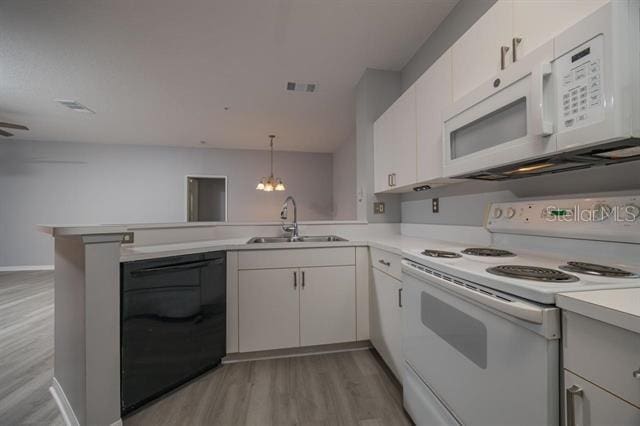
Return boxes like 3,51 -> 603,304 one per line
512,0 -> 609,59
373,109 -> 393,193
416,50 -> 452,183
391,86 -> 417,188
373,85 -> 417,192
452,0 -> 513,101
452,0 -> 610,101
373,0 -> 610,193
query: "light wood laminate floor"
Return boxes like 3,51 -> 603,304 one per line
1,271 -> 412,426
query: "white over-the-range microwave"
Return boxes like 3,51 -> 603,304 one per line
442,0 -> 640,180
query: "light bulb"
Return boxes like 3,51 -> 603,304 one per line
264,182 -> 274,192
275,180 -> 285,191
256,181 -> 265,190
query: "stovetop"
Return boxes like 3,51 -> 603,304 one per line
403,243 -> 640,304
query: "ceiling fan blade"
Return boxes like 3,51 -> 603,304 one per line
0,122 -> 29,130
0,129 -> 14,137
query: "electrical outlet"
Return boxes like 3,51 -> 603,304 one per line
373,202 -> 385,215
432,198 -> 439,213
121,232 -> 135,244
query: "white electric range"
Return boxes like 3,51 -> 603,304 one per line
401,195 -> 640,426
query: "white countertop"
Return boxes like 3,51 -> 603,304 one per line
119,234 -> 440,262
557,288 -> 640,334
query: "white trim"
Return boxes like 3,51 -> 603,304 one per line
185,174 -> 228,222
110,420 -> 123,426
0,265 -> 54,272
50,378 -> 79,426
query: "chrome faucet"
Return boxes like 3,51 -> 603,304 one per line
280,196 -> 299,240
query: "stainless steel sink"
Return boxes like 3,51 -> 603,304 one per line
247,235 -> 347,244
298,235 -> 347,242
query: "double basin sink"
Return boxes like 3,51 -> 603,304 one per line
247,235 -> 347,244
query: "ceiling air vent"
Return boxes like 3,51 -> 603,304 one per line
55,99 -> 95,113
286,82 -> 317,93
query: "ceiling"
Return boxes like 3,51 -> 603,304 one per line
1,0 -> 457,153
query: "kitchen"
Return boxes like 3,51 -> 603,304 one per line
2,0 -> 640,425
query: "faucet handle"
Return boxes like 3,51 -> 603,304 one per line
280,205 -> 288,220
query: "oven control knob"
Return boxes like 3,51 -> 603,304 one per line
506,208 -> 516,219
493,208 -> 503,219
624,204 -> 640,221
593,203 -> 613,222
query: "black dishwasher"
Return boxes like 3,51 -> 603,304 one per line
120,251 -> 226,415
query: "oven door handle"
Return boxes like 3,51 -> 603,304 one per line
402,261 -> 545,324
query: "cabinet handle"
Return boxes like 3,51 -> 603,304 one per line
500,45 -> 510,70
633,368 -> 640,379
388,174 -> 392,187
378,259 -> 391,267
512,37 -> 522,62
398,288 -> 403,308
293,271 -> 297,289
566,385 -> 583,426
392,173 -> 396,186
301,271 -> 305,288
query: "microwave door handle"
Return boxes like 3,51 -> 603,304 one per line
531,62 -> 554,136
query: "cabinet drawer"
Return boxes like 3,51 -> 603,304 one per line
370,247 -> 402,280
564,369 -> 640,426
563,311 -> 640,406
239,247 -> 355,270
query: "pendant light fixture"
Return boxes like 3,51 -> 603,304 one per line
256,134 -> 286,192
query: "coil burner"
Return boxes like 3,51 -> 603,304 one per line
462,248 -> 516,257
487,265 -> 579,282
421,249 -> 462,259
559,261 -> 639,278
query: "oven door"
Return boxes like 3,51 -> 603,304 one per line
443,40 -> 556,178
402,261 -> 560,426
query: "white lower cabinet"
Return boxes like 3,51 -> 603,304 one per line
562,310 -> 640,425
238,268 -> 300,352
300,266 -> 356,346
564,370 -> 640,426
236,249 -> 359,353
370,267 -> 403,381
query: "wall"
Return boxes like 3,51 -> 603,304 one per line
332,135 -> 357,220
0,140 -> 333,267
355,68 -> 402,223
401,0 -> 496,91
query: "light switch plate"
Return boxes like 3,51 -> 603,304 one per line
373,202 -> 385,215
432,198 -> 439,213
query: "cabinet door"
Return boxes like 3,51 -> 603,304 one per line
564,370 -> 640,426
416,50 -> 452,182
370,268 -> 403,380
373,109 -> 393,193
513,0 -> 608,60
238,268 -> 299,352
391,85 -> 417,188
452,0 -> 513,100
300,266 -> 356,346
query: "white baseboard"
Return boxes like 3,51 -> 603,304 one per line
50,378 -> 79,426
0,265 -> 54,272
50,378 -> 122,426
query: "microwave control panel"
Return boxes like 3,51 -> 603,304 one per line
555,35 -> 605,132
